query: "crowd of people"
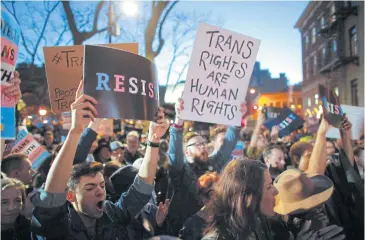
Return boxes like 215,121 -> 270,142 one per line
1,74 -> 364,240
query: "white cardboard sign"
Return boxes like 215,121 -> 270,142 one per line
181,23 -> 260,126
326,105 -> 364,140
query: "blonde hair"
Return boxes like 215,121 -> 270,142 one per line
127,131 -> 140,139
1,178 -> 26,209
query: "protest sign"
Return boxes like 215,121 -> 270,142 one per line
318,84 -> 343,128
11,129 -> 50,169
181,23 -> 260,126
43,43 -> 138,114
231,141 -> 245,159
264,107 -> 282,120
326,105 -> 364,140
83,45 -> 159,120
264,107 -> 304,138
1,9 -> 21,139
61,112 -> 72,130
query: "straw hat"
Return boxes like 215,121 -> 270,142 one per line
273,169 -> 334,215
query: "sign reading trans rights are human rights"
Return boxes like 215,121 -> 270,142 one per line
181,23 -> 260,126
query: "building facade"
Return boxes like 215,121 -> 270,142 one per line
295,1 -> 364,118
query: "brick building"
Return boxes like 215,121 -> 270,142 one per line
295,1 -> 364,118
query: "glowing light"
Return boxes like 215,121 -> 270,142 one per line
122,0 -> 138,17
27,116 -> 33,119
291,104 -> 295,109
253,105 -> 258,110
39,109 -> 47,116
258,106 -> 263,110
250,89 -> 256,94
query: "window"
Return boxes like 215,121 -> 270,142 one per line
320,16 -> 326,29
313,55 -> 317,73
351,79 -> 358,106
307,98 -> 312,107
330,4 -> 336,22
349,26 -> 358,56
322,47 -> 327,64
334,87 -> 339,97
347,1 -> 356,7
315,94 -> 319,105
312,27 -> 316,44
304,35 -> 309,49
332,39 -> 337,53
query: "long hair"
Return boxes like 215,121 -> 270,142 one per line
205,158 -> 267,238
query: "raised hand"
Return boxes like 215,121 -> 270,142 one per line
271,125 -> 280,138
70,81 -> 98,133
175,97 -> 184,123
3,71 -> 22,103
318,116 -> 330,136
340,115 -> 352,134
149,107 -> 169,141
296,221 -> 345,240
156,199 -> 170,227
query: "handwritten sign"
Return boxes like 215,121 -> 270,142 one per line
83,45 -> 159,120
1,9 -> 21,139
43,43 -> 138,114
264,107 -> 304,138
181,23 -> 260,126
326,105 -> 364,140
11,129 -> 50,169
318,84 -> 343,128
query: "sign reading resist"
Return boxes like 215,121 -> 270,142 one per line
83,45 -> 159,121
318,84 -> 343,128
264,107 -> 304,138
181,23 -> 260,126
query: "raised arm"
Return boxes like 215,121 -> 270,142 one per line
167,97 -> 185,172
306,117 -> 329,175
73,119 -> 101,165
116,108 -> 169,218
45,81 -> 98,193
211,102 -> 247,169
340,116 -> 354,166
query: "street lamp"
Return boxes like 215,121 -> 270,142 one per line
39,109 -> 47,116
122,0 -> 138,17
250,88 -> 256,94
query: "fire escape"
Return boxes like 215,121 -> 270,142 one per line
318,3 -> 358,74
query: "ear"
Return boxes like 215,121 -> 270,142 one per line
66,190 -> 76,203
184,148 -> 190,157
11,169 -> 20,178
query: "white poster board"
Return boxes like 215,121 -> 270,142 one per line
326,105 -> 364,140
181,23 -> 260,126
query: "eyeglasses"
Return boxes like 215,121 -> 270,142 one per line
186,141 -> 208,148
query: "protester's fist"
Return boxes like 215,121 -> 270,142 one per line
149,107 -> 169,141
340,115 -> 352,134
271,125 -> 280,138
156,199 -> 170,227
3,71 -> 22,103
175,97 -> 184,120
70,81 -> 98,133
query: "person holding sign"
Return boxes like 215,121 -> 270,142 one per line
30,81 -> 170,240
165,97 -> 247,235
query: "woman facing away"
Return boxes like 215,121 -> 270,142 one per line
1,177 -> 32,240
202,158 -> 344,240
202,158 -> 278,240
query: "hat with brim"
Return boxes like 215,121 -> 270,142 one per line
273,169 -> 334,215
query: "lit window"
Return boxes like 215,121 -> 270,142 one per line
312,27 -> 316,44
322,47 -> 326,65
315,94 -> 319,105
308,98 -> 312,107
334,87 -> 339,97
